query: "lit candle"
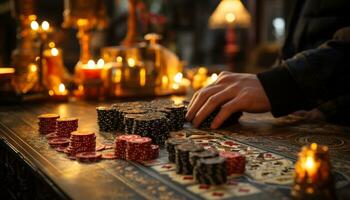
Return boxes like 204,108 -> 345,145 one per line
292,143 -> 335,200
43,47 -> 63,77
81,59 -> 103,80
50,83 -> 69,101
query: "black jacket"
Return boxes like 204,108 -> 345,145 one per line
257,0 -> 350,124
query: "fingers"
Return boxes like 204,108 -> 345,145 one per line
192,84 -> 239,127
186,85 -> 224,121
210,92 -> 248,129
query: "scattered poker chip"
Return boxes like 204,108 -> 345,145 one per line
76,152 -> 102,162
46,132 -> 60,140
165,138 -> 190,162
37,113 -> 60,134
194,157 -> 227,185
199,109 -> 242,128
104,144 -> 114,150
48,138 -> 70,148
102,152 -> 117,160
175,143 -> 204,175
55,146 -> 67,153
96,144 -> 106,151
219,151 -> 246,175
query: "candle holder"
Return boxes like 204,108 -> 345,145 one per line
291,143 -> 336,200
62,0 -> 107,75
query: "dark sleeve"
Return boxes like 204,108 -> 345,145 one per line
257,27 -> 350,117
318,95 -> 350,125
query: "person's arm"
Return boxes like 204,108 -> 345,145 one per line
257,27 -> 350,117
186,27 -> 350,129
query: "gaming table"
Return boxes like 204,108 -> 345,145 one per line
1,100 -> 350,200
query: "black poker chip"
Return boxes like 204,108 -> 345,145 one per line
165,138 -> 190,162
194,157 -> 227,185
199,109 -> 242,128
175,143 -> 204,175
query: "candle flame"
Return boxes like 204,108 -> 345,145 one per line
41,21 -> 50,31
29,64 -> 37,72
114,69 -> 122,83
48,42 -> 55,48
87,60 -> 96,69
48,90 -> 54,96
97,59 -> 105,68
127,58 -> 136,67
31,21 -> 39,31
59,83 -> 66,93
174,72 -> 183,83
116,56 -> 123,63
51,48 -> 59,56
305,156 -> 315,171
172,83 -> 180,90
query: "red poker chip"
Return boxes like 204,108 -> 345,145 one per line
102,152 -> 117,160
46,132 -> 60,140
219,151 -> 246,174
38,114 -> 60,120
55,146 -> 67,153
48,138 -> 70,147
96,144 -> 106,151
76,152 -> 102,162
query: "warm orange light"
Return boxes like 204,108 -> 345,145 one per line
59,83 -> 66,93
174,72 -> 183,83
29,64 -> 37,72
116,56 -> 123,63
225,13 -> 236,23
140,68 -> 146,86
51,48 -> 59,56
87,60 -> 96,69
31,21 -> 39,31
162,75 -> 169,89
211,73 -> 218,82
114,69 -> 122,83
48,90 -> 54,96
41,21 -> 50,31
0,68 -> 15,74
97,59 -> 105,68
127,58 -> 136,67
48,42 -> 55,48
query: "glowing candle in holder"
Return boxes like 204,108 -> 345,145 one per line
292,143 -> 336,200
81,60 -> 103,80
49,83 -> 69,101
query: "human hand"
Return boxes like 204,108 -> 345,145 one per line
186,71 -> 271,129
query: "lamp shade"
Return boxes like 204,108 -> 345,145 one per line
209,0 -> 251,29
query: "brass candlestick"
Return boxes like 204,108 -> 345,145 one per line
62,0 -> 107,71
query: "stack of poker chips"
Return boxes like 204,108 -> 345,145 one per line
189,150 -> 219,168
115,134 -> 141,159
57,117 -> 78,138
164,104 -> 186,131
165,138 -> 189,162
114,134 -> 159,161
219,151 -> 246,175
126,137 -> 153,162
175,143 -> 204,175
133,112 -> 169,145
65,130 -> 96,157
123,114 -> 144,134
96,106 -> 116,132
194,157 -> 228,185
38,114 -> 60,134
199,109 -> 242,128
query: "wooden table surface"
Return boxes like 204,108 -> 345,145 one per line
1,100 -> 350,200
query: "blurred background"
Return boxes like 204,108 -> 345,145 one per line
0,0 -> 295,74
